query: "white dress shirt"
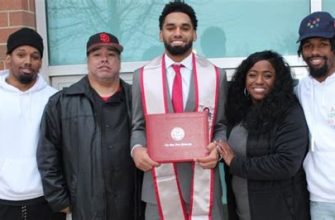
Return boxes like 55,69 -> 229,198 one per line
164,53 -> 193,109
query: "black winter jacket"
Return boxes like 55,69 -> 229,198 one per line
225,104 -> 310,220
37,77 -> 144,220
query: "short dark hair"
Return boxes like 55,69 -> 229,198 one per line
159,1 -> 198,30
297,36 -> 335,56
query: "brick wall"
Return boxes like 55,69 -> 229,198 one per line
0,0 -> 36,70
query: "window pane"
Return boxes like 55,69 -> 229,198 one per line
322,0 -> 335,14
46,0 -> 166,65
46,0 -> 309,66
194,0 -> 308,58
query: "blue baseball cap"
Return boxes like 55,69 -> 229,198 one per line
297,11 -> 335,42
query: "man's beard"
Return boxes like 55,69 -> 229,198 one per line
306,56 -> 329,79
17,73 -> 36,84
164,41 -> 193,56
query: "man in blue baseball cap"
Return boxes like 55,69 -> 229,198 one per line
295,11 -> 335,220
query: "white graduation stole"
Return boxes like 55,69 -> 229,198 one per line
140,53 -> 219,220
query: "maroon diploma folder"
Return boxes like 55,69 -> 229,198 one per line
145,111 -> 209,163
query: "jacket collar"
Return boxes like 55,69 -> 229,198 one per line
62,76 -> 90,95
62,75 -> 132,128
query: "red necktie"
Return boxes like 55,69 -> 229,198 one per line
171,64 -> 183,113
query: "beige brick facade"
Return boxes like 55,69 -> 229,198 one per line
0,0 -> 36,70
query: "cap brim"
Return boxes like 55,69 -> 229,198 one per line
297,32 -> 335,43
87,43 -> 123,53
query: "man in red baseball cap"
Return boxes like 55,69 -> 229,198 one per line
37,32 -> 144,220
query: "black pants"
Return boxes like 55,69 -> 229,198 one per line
0,198 -> 65,220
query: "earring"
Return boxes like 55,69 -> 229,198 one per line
244,88 -> 249,97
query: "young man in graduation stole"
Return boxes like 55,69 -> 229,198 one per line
131,2 -> 227,220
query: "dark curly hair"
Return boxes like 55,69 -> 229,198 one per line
225,50 -> 298,134
297,36 -> 335,56
159,1 -> 198,30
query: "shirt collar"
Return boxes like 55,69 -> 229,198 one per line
164,53 -> 193,70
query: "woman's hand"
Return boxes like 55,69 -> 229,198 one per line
216,140 -> 235,166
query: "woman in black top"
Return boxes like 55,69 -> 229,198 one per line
218,50 -> 310,220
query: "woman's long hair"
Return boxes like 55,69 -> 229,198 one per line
225,50 -> 298,134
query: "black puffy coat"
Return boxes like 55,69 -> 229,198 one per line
225,104 -> 310,220
37,77 -> 144,220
